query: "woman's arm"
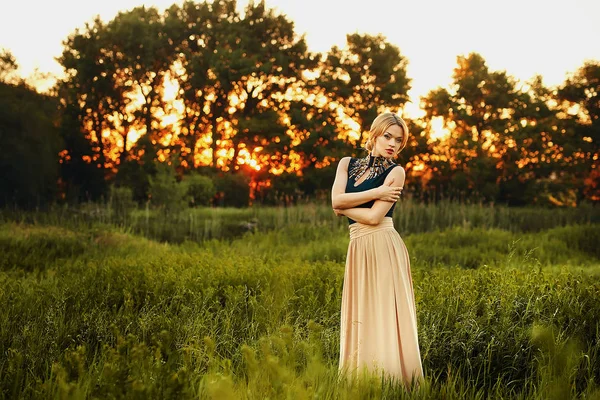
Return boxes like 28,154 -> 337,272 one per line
334,190 -> 382,209
331,157 -> 382,209
331,157 -> 403,209
337,167 -> 406,225
339,207 -> 376,225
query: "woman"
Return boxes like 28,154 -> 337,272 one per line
330,112 -> 424,388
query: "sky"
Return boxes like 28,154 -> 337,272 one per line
1,0 -> 599,117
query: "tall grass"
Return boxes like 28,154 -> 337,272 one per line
1,199 -> 598,243
1,221 -> 599,398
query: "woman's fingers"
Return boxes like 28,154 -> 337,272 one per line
379,186 -> 403,202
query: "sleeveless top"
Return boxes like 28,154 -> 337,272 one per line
345,154 -> 401,225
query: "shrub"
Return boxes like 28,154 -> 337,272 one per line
213,172 -> 250,208
183,173 -> 216,207
148,164 -> 187,213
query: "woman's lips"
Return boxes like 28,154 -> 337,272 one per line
386,149 -> 393,154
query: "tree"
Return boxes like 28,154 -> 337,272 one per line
422,53 -> 553,203
57,7 -> 178,200
104,6 -> 176,166
57,17 -> 114,201
0,49 -> 19,84
166,0 -> 319,175
555,61 -> 600,203
0,81 -> 62,207
318,33 -> 411,134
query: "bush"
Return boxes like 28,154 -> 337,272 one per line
213,172 -> 250,207
113,159 -> 155,203
257,172 -> 304,206
183,173 -> 216,207
148,163 -> 187,213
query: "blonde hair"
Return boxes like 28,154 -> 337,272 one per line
363,112 -> 409,154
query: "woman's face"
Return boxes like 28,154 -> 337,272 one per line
373,124 -> 404,158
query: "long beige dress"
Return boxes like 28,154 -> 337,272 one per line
338,216 -> 424,387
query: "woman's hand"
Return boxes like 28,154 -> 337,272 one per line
376,178 -> 403,202
333,208 -> 345,217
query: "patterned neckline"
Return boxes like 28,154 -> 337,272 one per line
348,153 -> 396,186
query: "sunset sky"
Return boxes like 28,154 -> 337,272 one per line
2,0 -> 599,117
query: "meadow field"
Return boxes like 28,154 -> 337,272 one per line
1,201 -> 599,399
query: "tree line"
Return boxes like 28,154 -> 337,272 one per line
0,0 -> 597,209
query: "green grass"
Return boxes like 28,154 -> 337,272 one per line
2,199 -> 598,242
0,211 -> 599,398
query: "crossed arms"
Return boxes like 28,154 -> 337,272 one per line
330,157 -> 405,225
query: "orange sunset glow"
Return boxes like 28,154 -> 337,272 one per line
2,0 -> 598,206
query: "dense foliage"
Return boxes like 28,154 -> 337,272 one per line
0,0 -> 597,208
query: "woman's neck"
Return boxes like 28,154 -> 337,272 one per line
366,152 -> 388,167
348,152 -> 395,182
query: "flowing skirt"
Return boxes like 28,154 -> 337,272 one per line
339,217 -> 424,386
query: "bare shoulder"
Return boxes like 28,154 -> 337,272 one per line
390,164 -> 405,178
336,156 -> 352,171
385,165 -> 406,187
332,157 -> 352,194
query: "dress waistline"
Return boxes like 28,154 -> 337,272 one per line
349,217 -> 395,240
